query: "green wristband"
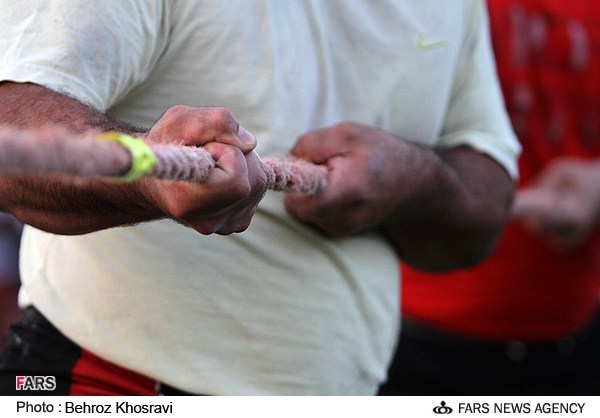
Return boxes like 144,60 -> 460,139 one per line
98,132 -> 157,181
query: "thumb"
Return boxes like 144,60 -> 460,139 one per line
234,126 -> 257,154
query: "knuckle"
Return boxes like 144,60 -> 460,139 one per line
231,218 -> 252,233
165,105 -> 192,120
211,107 -> 238,133
331,121 -> 357,137
194,222 -> 220,235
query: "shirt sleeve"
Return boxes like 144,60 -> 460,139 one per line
438,0 -> 521,179
0,0 -> 168,111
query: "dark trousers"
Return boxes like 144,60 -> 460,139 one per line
378,313 -> 600,395
0,307 -> 195,395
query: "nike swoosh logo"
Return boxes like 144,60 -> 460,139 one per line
415,34 -> 447,50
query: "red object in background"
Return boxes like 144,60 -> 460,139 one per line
402,0 -> 600,342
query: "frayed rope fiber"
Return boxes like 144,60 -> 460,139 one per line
0,126 -> 328,195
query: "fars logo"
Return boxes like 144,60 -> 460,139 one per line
433,401 -> 453,414
15,376 -> 57,391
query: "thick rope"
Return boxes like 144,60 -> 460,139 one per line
0,126 -> 328,194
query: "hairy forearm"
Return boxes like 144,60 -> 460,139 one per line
381,145 -> 514,272
0,82 -> 160,234
1,173 -> 161,235
0,82 -> 145,134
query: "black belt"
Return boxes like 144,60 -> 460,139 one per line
401,310 -> 600,362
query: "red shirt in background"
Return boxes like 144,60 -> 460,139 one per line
401,0 -> 600,342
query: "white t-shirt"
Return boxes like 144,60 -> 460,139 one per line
0,0 -> 519,394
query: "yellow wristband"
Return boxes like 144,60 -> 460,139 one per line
97,132 -> 157,181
